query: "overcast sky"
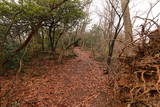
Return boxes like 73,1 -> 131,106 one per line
88,0 -> 160,30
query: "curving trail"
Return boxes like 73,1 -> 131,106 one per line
0,47 -> 109,107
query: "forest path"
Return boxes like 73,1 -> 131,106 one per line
1,47 -> 109,107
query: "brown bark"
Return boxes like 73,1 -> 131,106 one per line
120,0 -> 133,42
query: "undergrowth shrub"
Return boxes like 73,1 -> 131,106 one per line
2,41 -> 31,70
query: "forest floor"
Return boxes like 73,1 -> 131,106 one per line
0,47 -> 114,107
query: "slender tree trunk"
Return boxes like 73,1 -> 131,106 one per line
18,34 -> 22,45
52,27 -> 56,52
41,29 -> 45,51
54,31 -> 64,51
48,26 -> 54,53
0,43 -> 4,71
107,34 -> 117,64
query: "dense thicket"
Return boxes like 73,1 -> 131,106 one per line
0,0 -> 87,70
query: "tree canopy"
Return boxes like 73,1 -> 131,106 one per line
0,0 -> 88,70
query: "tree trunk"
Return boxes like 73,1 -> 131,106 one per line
107,34 -> 117,64
52,27 -> 56,52
48,26 -> 54,53
120,0 -> 133,56
41,29 -> 45,51
120,0 -> 133,44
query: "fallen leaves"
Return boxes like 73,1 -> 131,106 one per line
0,47 -> 109,107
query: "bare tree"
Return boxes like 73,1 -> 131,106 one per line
106,0 -> 130,64
95,0 -> 116,60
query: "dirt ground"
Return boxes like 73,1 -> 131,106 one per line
0,47 -> 113,107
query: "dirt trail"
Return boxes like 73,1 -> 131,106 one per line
0,47 -> 109,107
